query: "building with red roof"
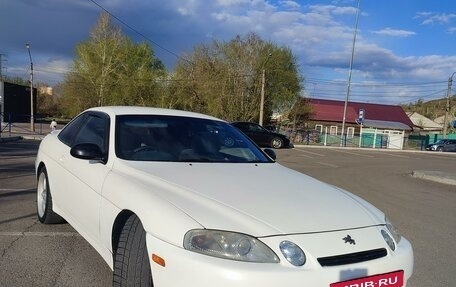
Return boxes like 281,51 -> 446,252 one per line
305,98 -> 415,149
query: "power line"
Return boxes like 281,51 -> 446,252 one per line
306,77 -> 447,87
88,0 -> 192,64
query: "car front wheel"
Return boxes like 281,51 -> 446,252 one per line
113,215 -> 152,287
271,137 -> 283,149
36,166 -> 64,224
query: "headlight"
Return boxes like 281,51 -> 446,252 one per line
184,229 -> 279,263
279,241 -> 306,266
384,216 -> 402,245
381,229 -> 396,251
382,217 -> 402,251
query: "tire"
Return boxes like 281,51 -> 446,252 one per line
113,215 -> 152,287
437,147 -> 443,152
36,166 -> 64,224
271,137 -> 283,149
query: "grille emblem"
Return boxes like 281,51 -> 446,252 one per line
343,235 -> 356,245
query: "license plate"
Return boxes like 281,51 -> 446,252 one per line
330,270 -> 404,287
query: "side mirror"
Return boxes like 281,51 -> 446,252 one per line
70,143 -> 104,161
263,148 -> 276,160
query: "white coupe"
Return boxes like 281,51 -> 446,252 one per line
35,106 -> 413,287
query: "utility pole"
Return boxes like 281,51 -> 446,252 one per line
259,68 -> 266,126
259,53 -> 272,126
26,44 -> 34,132
341,0 -> 361,147
443,72 -> 455,138
0,54 -> 5,80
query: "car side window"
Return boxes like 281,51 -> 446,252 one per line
58,114 -> 87,146
73,115 -> 108,154
249,124 -> 262,132
235,123 -> 248,130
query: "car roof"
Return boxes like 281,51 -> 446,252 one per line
231,121 -> 259,125
86,106 -> 223,122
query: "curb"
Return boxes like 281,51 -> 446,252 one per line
411,170 -> 456,186
0,136 -> 23,143
0,133 -> 45,142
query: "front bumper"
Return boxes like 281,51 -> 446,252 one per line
146,227 -> 413,286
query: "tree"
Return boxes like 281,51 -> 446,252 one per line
287,97 -> 314,141
170,33 -> 303,123
61,12 -> 166,117
37,88 -> 59,117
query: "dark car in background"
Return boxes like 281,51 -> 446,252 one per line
231,121 -> 292,149
425,139 -> 456,152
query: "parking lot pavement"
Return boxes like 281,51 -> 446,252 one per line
0,140 -> 111,287
290,146 -> 456,186
1,141 -> 455,286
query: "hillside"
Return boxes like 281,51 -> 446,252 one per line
401,96 -> 456,120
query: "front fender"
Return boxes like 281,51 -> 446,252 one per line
100,170 -> 202,263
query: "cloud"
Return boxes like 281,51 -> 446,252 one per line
447,27 -> 456,34
279,1 -> 301,11
308,4 -> 358,16
415,12 -> 456,25
2,0 -> 455,105
371,28 -> 416,37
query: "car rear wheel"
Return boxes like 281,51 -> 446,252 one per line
271,137 -> 283,149
113,215 -> 152,287
36,166 -> 64,224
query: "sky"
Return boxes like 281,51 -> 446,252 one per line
1,0 -> 455,105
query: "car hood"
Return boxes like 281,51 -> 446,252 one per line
114,161 -> 384,237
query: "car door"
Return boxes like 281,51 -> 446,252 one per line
448,140 -> 456,152
247,123 -> 271,146
55,112 -> 111,248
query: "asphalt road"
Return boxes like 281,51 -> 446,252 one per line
0,140 -> 455,287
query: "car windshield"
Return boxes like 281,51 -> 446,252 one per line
115,115 -> 273,163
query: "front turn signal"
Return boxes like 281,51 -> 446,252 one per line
152,254 -> 166,267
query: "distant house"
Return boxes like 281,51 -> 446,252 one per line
305,98 -> 415,149
434,114 -> 456,129
406,112 -> 442,133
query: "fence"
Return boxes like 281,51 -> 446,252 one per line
280,126 -> 456,150
0,113 -> 52,136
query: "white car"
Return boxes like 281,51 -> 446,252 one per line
35,106 -> 413,287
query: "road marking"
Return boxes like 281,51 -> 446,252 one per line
316,162 -> 339,168
377,153 -> 410,158
330,149 -> 375,158
0,231 -> 81,237
297,153 -> 314,158
293,148 -> 325,157
0,167 -> 35,171
0,188 -> 34,191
